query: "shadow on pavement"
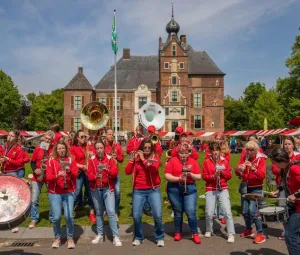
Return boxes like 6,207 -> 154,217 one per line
231,248 -> 287,255
0,250 -> 42,255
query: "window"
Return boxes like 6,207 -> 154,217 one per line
172,75 -> 177,85
171,121 -> 178,132
181,108 -> 184,116
74,117 -> 81,131
179,62 -> 184,69
164,62 -> 169,69
113,97 -> 120,111
172,91 -> 178,102
74,96 -> 82,110
113,118 -> 120,131
99,98 -> 106,105
172,45 -> 176,56
194,115 -> 202,129
165,108 -> 169,115
194,93 -> 202,108
139,97 -> 147,109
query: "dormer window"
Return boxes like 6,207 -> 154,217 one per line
164,62 -> 169,69
172,44 -> 176,56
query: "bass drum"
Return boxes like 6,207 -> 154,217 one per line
0,175 -> 31,230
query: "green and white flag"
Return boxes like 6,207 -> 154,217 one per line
111,10 -> 118,55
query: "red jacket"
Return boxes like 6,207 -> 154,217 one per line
165,156 -> 201,184
105,141 -> 124,163
272,151 -> 300,186
202,156 -> 231,192
171,146 -> 199,160
21,148 -> 30,167
87,154 -> 118,191
153,142 -> 163,157
126,136 -> 144,154
52,132 -> 63,146
125,155 -> 161,189
235,153 -> 267,188
46,156 -> 78,194
205,147 -> 230,162
286,163 -> 300,212
70,144 -> 96,171
31,146 -> 53,183
3,143 -> 23,172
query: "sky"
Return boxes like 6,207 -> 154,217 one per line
0,0 -> 300,98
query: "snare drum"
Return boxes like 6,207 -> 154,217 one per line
259,205 -> 287,224
0,175 -> 31,230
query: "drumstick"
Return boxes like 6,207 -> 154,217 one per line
263,191 -> 273,195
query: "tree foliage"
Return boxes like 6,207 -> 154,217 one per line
243,82 -> 266,108
0,70 -> 21,130
249,90 -> 284,129
285,27 -> 300,79
26,89 -> 64,130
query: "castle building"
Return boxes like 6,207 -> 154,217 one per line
64,11 -> 225,134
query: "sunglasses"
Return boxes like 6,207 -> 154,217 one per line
143,146 -> 151,150
79,135 -> 87,139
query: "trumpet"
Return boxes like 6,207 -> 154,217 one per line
166,149 -> 172,159
150,134 -> 159,144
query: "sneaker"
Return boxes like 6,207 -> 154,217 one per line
253,234 -> 266,244
278,235 -> 285,240
220,218 -> 226,225
227,234 -> 235,243
11,227 -> 19,233
240,229 -> 254,238
192,234 -> 201,244
52,238 -> 61,248
204,232 -> 211,238
67,238 -> 75,249
174,232 -> 182,241
132,239 -> 143,246
113,236 -> 122,247
28,221 -> 36,229
92,234 -> 104,244
157,240 -> 165,247
89,213 -> 96,223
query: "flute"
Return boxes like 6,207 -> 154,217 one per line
60,152 -> 70,190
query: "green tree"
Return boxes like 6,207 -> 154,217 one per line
243,82 -> 266,108
249,90 -> 284,129
26,89 -> 64,130
224,95 -> 249,130
285,27 -> 300,79
0,70 -> 21,129
26,92 -> 36,105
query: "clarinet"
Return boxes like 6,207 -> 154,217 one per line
182,160 -> 190,195
215,154 -> 222,191
60,152 -> 68,190
97,153 -> 106,189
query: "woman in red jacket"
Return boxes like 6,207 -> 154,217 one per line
70,130 -> 96,223
202,142 -> 235,243
165,142 -> 202,244
235,141 -> 267,244
46,139 -> 78,249
125,138 -> 164,247
17,135 -> 30,178
87,140 -> 122,247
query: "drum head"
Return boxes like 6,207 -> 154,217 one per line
259,206 -> 286,215
0,175 -> 31,230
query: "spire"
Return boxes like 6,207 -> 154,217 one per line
166,3 -> 180,34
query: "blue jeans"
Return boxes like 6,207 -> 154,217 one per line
241,187 -> 263,234
167,183 -> 198,234
30,181 -> 43,222
205,190 -> 235,234
48,193 -> 75,239
132,188 -> 164,241
17,168 -> 25,178
91,188 -> 118,237
114,173 -> 120,214
285,212 -> 300,255
74,171 -> 94,210
214,201 -> 225,219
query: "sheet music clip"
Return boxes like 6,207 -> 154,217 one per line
40,141 -> 50,151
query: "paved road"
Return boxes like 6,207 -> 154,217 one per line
0,234 -> 288,255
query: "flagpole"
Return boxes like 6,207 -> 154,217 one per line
113,10 -> 118,144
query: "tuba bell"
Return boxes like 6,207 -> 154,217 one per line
81,102 -> 109,130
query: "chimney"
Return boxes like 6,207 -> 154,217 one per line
123,48 -> 130,59
78,66 -> 83,74
180,35 -> 187,43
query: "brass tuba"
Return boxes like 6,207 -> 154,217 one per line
81,102 -> 109,130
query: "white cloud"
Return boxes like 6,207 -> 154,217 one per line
1,0 -> 297,96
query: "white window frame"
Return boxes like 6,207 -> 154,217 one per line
172,44 -> 176,56
179,62 -> 184,69
194,115 -> 202,129
171,91 -> 178,102
113,118 -> 120,131
74,95 -> 82,110
164,62 -> 169,69
138,97 -> 147,109
171,74 -> 177,85
99,98 -> 106,105
74,117 -> 81,131
113,97 -> 120,111
194,93 -> 202,108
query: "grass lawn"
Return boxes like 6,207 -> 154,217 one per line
21,152 -> 273,227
